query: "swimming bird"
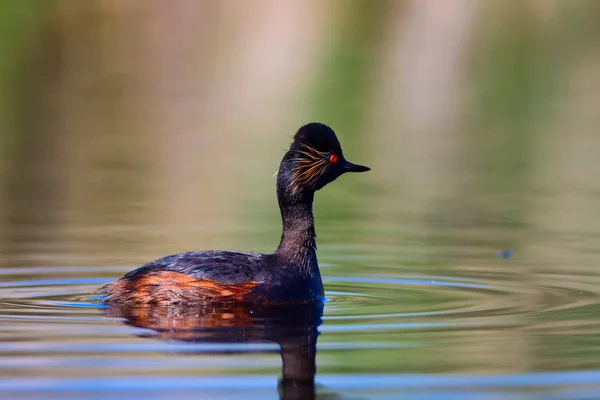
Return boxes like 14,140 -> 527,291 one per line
101,123 -> 370,305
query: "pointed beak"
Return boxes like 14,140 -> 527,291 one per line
342,160 -> 370,173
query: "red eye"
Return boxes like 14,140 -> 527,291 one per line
329,153 -> 338,164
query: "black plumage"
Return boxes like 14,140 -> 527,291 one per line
101,122 -> 370,304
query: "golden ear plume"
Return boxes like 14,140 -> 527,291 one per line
289,143 -> 330,195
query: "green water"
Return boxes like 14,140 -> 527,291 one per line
2,1 -> 600,399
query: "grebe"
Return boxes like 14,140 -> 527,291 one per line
101,123 -> 369,305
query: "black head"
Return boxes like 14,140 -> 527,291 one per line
277,123 -> 370,197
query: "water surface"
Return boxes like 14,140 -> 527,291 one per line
2,1 -> 600,399
3,218 -> 600,400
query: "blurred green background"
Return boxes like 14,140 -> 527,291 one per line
2,0 -> 599,271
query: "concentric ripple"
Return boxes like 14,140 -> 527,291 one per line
2,265 -> 600,399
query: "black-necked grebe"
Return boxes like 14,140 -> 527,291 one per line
101,122 -> 370,305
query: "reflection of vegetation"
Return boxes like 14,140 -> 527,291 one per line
0,1 -> 51,162
430,3 -> 545,265
306,0 -> 386,140
470,2 -> 537,187
0,1 -> 59,253
302,0 -> 386,256
0,2 -> 156,265
1,0 -> 600,378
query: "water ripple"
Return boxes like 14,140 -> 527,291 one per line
1,265 -> 600,398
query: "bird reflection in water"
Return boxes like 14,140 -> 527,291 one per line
104,302 -> 324,400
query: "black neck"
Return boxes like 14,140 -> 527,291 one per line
275,192 -> 317,265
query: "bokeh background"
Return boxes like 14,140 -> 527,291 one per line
2,0 -> 599,269
3,0 -> 600,391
